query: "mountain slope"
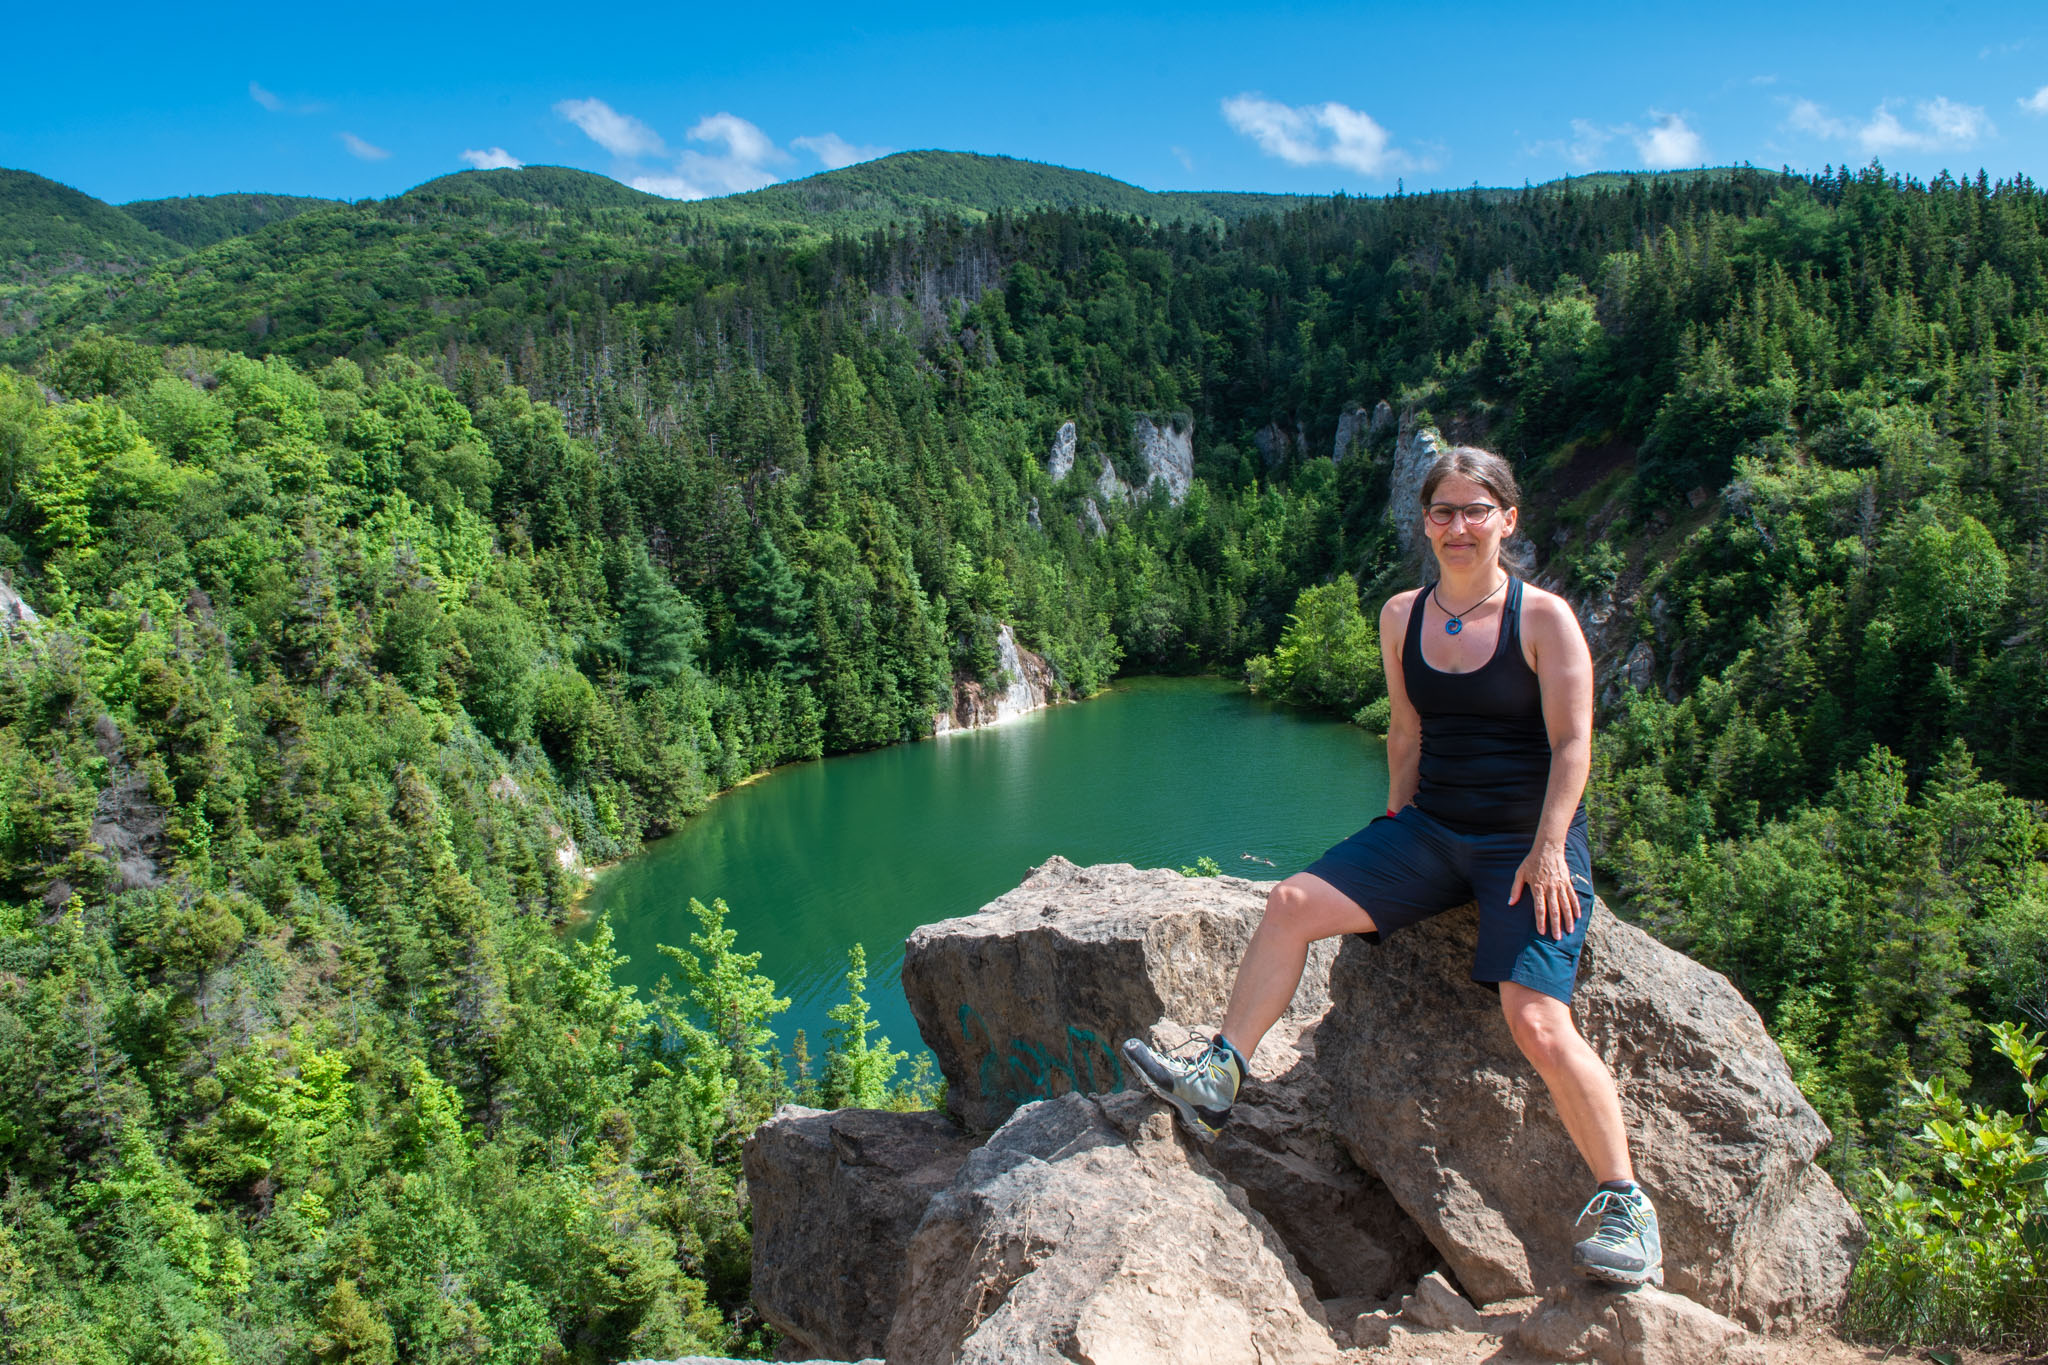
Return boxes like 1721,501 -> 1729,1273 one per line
686,150 -> 1311,233
398,165 -> 671,211
121,192 -> 347,248
0,168 -> 184,269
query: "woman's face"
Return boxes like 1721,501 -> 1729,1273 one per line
1423,473 -> 1518,574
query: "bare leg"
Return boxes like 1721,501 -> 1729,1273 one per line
1500,982 -> 1634,1184
1219,873 -> 1377,1060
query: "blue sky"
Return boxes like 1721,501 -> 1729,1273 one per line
7,0 -> 2047,205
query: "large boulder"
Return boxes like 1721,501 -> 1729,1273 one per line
1318,901 -> 1864,1330
884,1090 -> 1338,1365
1208,1018 -> 1439,1301
1511,1279 -> 1768,1365
901,858 -> 1432,1302
742,1106 -> 977,1360
901,858 -> 1330,1133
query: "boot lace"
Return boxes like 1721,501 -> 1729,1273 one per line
1576,1189 -> 1647,1249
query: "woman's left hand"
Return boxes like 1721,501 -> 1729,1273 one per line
1510,841 -> 1579,940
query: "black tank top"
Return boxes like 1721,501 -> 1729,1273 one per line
1402,576 -> 1565,835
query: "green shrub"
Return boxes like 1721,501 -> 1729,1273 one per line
1847,1021 -> 2048,1350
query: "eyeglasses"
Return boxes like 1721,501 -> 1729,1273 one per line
1425,502 -> 1501,526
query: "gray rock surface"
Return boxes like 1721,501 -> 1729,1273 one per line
1078,496 -> 1107,538
1255,419 -> 1308,469
1095,454 -> 1129,504
884,1090 -> 1337,1365
0,576 -> 38,633
1400,1270 -> 1485,1332
1387,418 -> 1448,555
1047,420 -> 1077,481
901,857 -> 1328,1133
1333,406 -> 1372,462
1511,1280 -> 1767,1365
1131,415 -> 1194,502
1370,398 -> 1396,436
1208,1018 -> 1438,1301
1626,639 -> 1656,691
901,858 -> 1434,1301
1318,900 -> 1863,1328
933,624 -> 1058,735
743,1106 -> 977,1361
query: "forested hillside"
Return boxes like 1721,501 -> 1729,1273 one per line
1,156 -> 2045,1356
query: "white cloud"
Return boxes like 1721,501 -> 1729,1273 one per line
1783,96 -> 1993,153
630,175 -> 704,199
1170,145 -> 1195,172
630,113 -> 792,199
2024,85 -> 2048,114
1531,113 -> 1697,170
554,97 -> 667,158
1221,94 -> 1410,175
1786,99 -> 1849,139
1565,118 -> 1615,167
461,147 -> 523,170
792,132 -> 892,170
340,132 -> 390,161
250,81 -> 284,112
1635,113 -> 1704,168
690,112 -> 783,168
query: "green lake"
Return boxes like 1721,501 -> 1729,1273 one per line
585,676 -> 1392,1056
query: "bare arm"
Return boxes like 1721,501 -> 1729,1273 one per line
1380,591 -> 1421,812
1511,589 -> 1595,937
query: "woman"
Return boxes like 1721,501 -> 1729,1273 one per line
1123,446 -> 1661,1288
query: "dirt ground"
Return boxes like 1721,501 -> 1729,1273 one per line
1331,1297 -> 2044,1365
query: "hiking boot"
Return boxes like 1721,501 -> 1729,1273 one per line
1572,1183 -> 1664,1287
1121,1033 -> 1245,1140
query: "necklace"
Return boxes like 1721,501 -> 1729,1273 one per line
1431,575 -> 1507,636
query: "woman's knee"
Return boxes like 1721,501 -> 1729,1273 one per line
1501,989 -> 1577,1067
1260,875 -> 1372,941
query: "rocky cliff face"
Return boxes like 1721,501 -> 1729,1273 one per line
1046,420 -> 1077,482
742,859 -> 1864,1365
932,623 -> 1059,735
1130,415 -> 1193,503
1388,416 -> 1449,556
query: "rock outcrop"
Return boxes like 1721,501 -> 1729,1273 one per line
932,624 -> 1059,735
1254,418 -> 1310,470
746,860 -> 1863,1364
1332,405 -> 1373,462
1078,496 -> 1107,538
901,858 -> 1329,1133
1130,415 -> 1194,503
902,858 -> 1439,1301
886,1091 -> 1337,1365
1094,454 -> 1128,504
1318,902 -> 1864,1330
0,576 -> 38,634
1388,417 -> 1448,555
743,1108 -> 977,1361
1046,420 -> 1077,482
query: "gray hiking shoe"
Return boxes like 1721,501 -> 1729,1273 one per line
1572,1184 -> 1663,1287
1121,1033 -> 1245,1140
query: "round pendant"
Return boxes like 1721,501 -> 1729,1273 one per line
1445,618 -> 1463,636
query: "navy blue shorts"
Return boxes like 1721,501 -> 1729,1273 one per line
1301,806 -> 1595,1002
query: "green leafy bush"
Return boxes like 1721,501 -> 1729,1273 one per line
1848,1022 -> 2048,1350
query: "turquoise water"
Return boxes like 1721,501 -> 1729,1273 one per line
584,676 -> 1391,1055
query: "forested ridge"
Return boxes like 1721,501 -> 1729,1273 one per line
0,155 -> 2045,1357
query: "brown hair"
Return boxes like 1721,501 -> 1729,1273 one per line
1419,445 -> 1522,510
1417,445 -> 1532,575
